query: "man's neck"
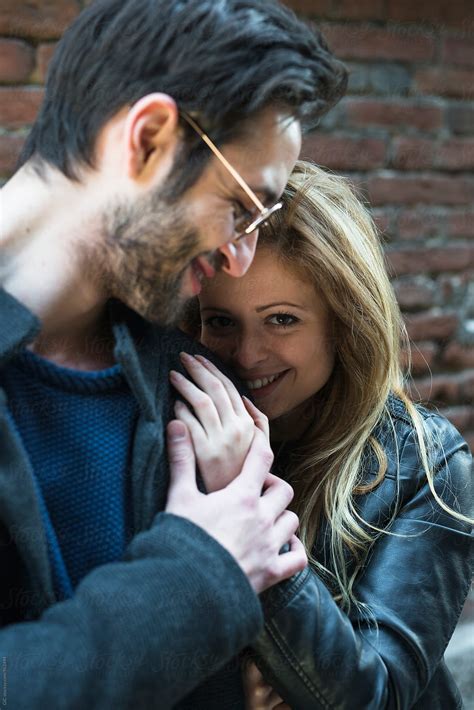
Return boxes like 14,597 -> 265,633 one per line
0,164 -> 114,370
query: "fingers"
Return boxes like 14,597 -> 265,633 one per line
169,369 -> 221,433
174,400 -> 207,453
194,354 -> 247,413
271,534 -> 308,584
242,396 -> 270,441
273,509 -> 300,547
260,472 -> 294,514
166,420 -> 197,505
228,426 -> 274,492
243,662 -> 288,710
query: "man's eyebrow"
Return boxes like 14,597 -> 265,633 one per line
249,187 -> 279,207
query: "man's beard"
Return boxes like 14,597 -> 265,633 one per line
94,185 -> 212,326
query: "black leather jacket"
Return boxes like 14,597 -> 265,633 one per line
252,396 -> 473,709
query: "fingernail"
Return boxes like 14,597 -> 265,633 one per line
195,354 -> 209,363
179,352 -> 192,362
168,421 -> 187,440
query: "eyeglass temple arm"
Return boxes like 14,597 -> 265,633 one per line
181,112 -> 266,212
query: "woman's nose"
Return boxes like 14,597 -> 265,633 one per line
230,331 -> 267,370
218,231 -> 258,278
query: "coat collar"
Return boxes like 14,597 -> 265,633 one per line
0,288 -> 41,365
0,289 -> 160,423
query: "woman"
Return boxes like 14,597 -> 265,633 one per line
171,161 -> 473,709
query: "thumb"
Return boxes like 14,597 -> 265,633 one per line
166,420 -> 197,497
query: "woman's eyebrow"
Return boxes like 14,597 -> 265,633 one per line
256,302 -> 308,312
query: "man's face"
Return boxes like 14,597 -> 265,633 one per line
97,108 -> 301,325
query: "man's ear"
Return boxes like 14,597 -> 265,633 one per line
124,93 -> 180,181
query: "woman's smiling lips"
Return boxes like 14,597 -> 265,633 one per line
243,369 -> 289,397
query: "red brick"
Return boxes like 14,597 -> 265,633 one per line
387,246 -> 473,276
415,67 -> 474,99
332,0 -> 386,20
368,174 -> 474,206
321,23 -> 435,63
437,139 -> 474,171
371,208 -> 394,236
36,43 -> 58,84
392,137 -> 435,170
409,371 -> 474,405
0,135 -> 25,176
387,0 -> 473,29
302,134 -> 386,170
392,138 -> 474,172
345,98 -> 443,132
0,39 -> 34,83
397,208 -> 445,240
282,0 -> 332,15
404,312 -> 459,341
393,280 -> 436,310
446,104 -> 474,136
448,210 -> 474,238
442,342 -> 474,369
401,342 -> 437,375
0,1 -> 80,40
441,35 -> 474,68
0,88 -> 44,129
439,406 -> 473,431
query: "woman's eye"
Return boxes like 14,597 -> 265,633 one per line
203,315 -> 235,330
267,313 -> 299,327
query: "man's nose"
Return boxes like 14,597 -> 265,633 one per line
218,231 -> 258,277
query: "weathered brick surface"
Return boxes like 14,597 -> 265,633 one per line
387,0 -> 473,29
415,67 -> 474,100
442,343 -> 474,369
441,36 -> 474,68
393,279 -> 436,310
446,104 -> 474,136
368,174 -> 474,206
345,98 -> 443,133
0,0 -> 80,40
0,39 -> 34,83
36,42 -> 58,83
302,134 -> 386,170
404,311 -> 459,341
387,246 -> 473,276
0,134 -> 25,175
321,24 -> 436,63
0,87 -> 44,129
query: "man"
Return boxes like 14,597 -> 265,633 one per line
0,0 -> 346,706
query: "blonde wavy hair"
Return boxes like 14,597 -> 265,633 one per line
256,160 -> 470,614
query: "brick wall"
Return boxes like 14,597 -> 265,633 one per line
0,0 -> 473,448
284,0 -> 474,449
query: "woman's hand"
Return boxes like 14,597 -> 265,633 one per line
243,661 -> 291,710
169,352 -> 269,492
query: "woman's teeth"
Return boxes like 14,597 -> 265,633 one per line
246,372 -> 283,390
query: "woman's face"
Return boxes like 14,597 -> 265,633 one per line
199,246 -> 335,423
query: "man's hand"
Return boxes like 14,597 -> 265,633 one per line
165,420 -> 307,594
243,661 -> 291,710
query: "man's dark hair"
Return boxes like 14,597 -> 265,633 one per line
20,0 -> 347,184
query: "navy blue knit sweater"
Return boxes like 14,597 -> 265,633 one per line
0,349 -> 138,599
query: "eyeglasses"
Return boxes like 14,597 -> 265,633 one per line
181,112 -> 282,241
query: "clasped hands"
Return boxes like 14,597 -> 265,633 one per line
166,352 -> 297,709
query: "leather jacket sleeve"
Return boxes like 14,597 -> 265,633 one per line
251,413 -> 473,710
